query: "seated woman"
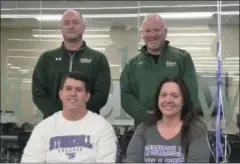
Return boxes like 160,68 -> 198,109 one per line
126,77 -> 211,163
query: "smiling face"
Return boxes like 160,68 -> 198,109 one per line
59,77 -> 90,112
142,15 -> 167,52
158,82 -> 183,117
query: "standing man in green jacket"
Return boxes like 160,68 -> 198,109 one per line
120,14 -> 201,125
32,9 -> 111,119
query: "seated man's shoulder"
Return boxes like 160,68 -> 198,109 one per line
33,112 -> 60,131
87,111 -> 113,128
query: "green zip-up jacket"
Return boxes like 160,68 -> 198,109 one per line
120,41 -> 200,125
32,41 -> 111,118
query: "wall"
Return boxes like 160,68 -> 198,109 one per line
1,25 -> 239,134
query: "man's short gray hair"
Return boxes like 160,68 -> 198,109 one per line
141,13 -> 167,28
60,9 -> 86,26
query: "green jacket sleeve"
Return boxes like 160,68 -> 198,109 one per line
181,52 -> 200,107
120,62 -> 148,124
87,54 -> 111,114
32,53 -> 61,118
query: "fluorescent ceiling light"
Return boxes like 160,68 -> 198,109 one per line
1,3 -> 238,11
32,32 -> 216,38
8,38 -> 110,45
8,38 -> 211,46
201,75 -> 239,78
168,33 -> 216,36
1,15 -> 34,19
32,26 -> 210,32
32,34 -> 108,38
94,48 -> 105,51
192,57 -> 217,60
8,53 -> 214,59
196,64 -> 238,68
180,47 -> 211,50
8,38 -> 61,42
8,78 -> 30,80
7,78 -> 32,83
22,80 -> 32,83
2,11 -> 239,21
110,64 -> 121,67
217,60 -> 239,63
139,42 -> 211,45
194,61 -> 239,64
33,29 -> 109,32
196,70 -> 237,73
191,54 -> 213,56
189,57 -> 240,61
161,27 -> 210,31
137,47 -> 210,51
35,12 -> 212,20
38,11 -> 240,21
23,81 -> 32,83
20,69 -> 29,72
9,66 -> 21,69
225,57 -> 239,60
8,49 -> 43,52
141,4 -> 240,8
8,56 -> 38,59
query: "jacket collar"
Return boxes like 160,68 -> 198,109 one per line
139,40 -> 170,54
61,40 -> 87,53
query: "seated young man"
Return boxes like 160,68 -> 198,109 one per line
21,72 -> 118,162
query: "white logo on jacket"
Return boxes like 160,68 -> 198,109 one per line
80,58 -> 92,63
166,61 -> 176,67
55,57 -> 62,61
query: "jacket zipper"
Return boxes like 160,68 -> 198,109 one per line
69,52 -> 75,72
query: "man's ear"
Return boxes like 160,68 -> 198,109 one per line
165,28 -> 168,38
82,24 -> 86,33
60,20 -> 63,32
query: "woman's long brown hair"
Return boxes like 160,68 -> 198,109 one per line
145,77 -> 207,156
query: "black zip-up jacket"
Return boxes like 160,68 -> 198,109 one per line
32,41 -> 111,118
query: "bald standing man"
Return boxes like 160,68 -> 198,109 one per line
32,10 -> 111,118
120,14 -> 201,125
